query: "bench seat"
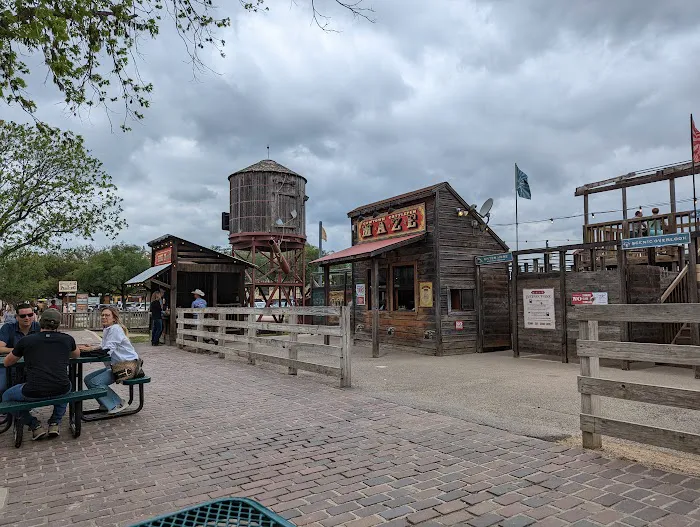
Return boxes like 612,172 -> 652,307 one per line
123,376 -> 151,386
0,387 -> 108,413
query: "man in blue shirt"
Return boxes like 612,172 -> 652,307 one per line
0,303 -> 41,396
191,289 -> 207,308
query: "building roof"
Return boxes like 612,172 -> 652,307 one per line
311,233 -> 427,266
228,159 -> 307,182
347,183 -> 445,217
146,234 -> 256,267
124,264 -> 171,286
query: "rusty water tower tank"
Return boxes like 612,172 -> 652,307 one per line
227,159 -> 308,251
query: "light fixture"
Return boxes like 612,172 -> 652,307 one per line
290,209 -> 298,219
549,218 -> 554,223
591,212 -> 595,218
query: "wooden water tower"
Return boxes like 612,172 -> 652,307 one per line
224,159 -> 308,307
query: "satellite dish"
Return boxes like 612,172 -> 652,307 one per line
479,198 -> 494,217
290,209 -> 298,219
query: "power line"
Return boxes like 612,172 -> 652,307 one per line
492,197 -> 695,227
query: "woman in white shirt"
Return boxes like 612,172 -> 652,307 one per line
83,307 -> 140,414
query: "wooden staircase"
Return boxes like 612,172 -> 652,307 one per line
660,265 -> 690,345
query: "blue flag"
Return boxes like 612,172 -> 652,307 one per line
515,164 -> 531,200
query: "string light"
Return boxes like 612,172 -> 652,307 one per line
591,212 -> 595,218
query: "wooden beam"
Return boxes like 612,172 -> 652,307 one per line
559,251 -> 568,363
617,244 -> 631,370
577,339 -> 700,365
580,414 -> 700,455
433,190 -> 444,357
579,320 -> 602,449
168,244 -> 178,345
515,239 -> 619,256
689,237 -> 700,379
578,377 -> 700,411
571,303 -> 700,324
178,306 -> 341,316
324,265 -> 331,346
575,162 -> 698,196
622,188 -> 628,220
149,278 -> 171,290
372,258 -> 380,358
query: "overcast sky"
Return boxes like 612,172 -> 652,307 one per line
6,0 -> 700,254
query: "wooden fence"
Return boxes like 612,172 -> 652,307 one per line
62,311 -> 149,330
176,306 -> 351,387
573,304 -> 700,454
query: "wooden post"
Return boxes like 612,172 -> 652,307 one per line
688,237 -> 700,378
196,310 -> 204,346
323,265 -> 330,346
559,251 -> 568,363
371,258 -> 380,358
670,177 -> 677,231
584,194 -> 589,225
543,252 -> 550,273
169,243 -> 178,345
589,248 -> 595,271
288,312 -> 298,375
617,243 -> 631,370
212,273 -> 218,307
247,313 -> 256,365
579,319 -> 602,449
217,312 -> 226,352
622,188 -> 628,220
476,262 -> 483,353
533,258 -> 539,273
340,306 -> 352,387
433,190 -> 444,356
511,256 -> 519,358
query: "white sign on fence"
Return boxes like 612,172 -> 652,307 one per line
355,283 -> 366,306
523,288 -> 556,329
58,281 -> 78,293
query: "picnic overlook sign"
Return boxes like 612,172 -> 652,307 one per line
357,203 -> 426,243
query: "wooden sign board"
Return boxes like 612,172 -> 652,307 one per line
357,203 -> 426,243
58,281 -> 77,293
155,247 -> 172,265
523,288 -> 556,329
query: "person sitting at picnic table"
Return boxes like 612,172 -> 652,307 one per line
0,303 -> 41,398
2,309 -> 79,440
79,307 -> 141,415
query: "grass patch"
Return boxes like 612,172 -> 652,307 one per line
129,334 -> 150,344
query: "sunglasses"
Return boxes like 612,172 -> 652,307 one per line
17,314 -> 33,319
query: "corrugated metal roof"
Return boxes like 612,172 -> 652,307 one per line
311,233 -> 427,266
124,264 -> 171,285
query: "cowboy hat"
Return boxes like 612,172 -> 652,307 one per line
191,289 -> 205,296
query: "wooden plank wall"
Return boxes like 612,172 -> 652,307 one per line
437,188 -> 510,355
481,266 -> 511,349
628,265 -> 666,344
353,196 -> 439,353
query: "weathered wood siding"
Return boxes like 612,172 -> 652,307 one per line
481,266 -> 511,349
436,188 -> 509,355
353,196 -> 438,353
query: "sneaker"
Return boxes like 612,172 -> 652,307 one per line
48,423 -> 60,437
31,425 -> 46,441
107,403 -> 129,415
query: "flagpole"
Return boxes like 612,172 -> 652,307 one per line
692,114 -> 697,232
515,164 -> 519,251
319,221 -> 323,254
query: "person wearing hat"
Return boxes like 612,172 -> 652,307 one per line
191,289 -> 207,309
2,309 -> 79,440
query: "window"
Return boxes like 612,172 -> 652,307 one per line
366,268 -> 387,310
392,265 -> 415,311
450,289 -> 475,312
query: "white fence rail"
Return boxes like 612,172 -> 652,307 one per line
62,311 -> 149,330
176,306 -> 351,387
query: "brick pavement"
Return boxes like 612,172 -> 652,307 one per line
1,345 -> 699,527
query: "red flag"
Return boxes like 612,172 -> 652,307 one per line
693,115 -> 700,164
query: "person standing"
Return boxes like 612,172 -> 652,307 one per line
2,309 -> 78,439
191,289 -> 207,308
0,303 -> 41,397
150,291 -> 164,346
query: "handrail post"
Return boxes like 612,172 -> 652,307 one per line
247,313 -> 256,365
579,319 -> 602,449
340,306 -> 352,387
288,312 -> 298,375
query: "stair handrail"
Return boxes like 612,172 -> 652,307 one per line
660,265 -> 688,303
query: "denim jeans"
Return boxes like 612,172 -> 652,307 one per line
1,383 -> 69,428
152,318 -> 163,345
0,365 -> 6,396
84,367 -> 122,410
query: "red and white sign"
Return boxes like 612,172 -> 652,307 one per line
572,292 -> 609,305
154,247 -> 172,265
455,320 -> 464,330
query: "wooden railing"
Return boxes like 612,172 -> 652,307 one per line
660,266 -> 689,344
61,311 -> 149,330
573,304 -> 700,453
584,210 -> 694,244
176,306 -> 351,387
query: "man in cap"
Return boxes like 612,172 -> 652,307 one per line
0,303 -> 41,397
191,289 -> 207,309
2,309 -> 79,439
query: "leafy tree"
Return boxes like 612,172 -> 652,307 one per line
74,244 -> 150,297
0,251 -> 51,305
0,121 -> 125,261
0,1 -> 373,129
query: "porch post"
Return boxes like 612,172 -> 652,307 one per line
372,257 -> 380,358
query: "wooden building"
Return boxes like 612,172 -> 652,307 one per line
124,234 -> 254,344
312,183 -> 511,356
